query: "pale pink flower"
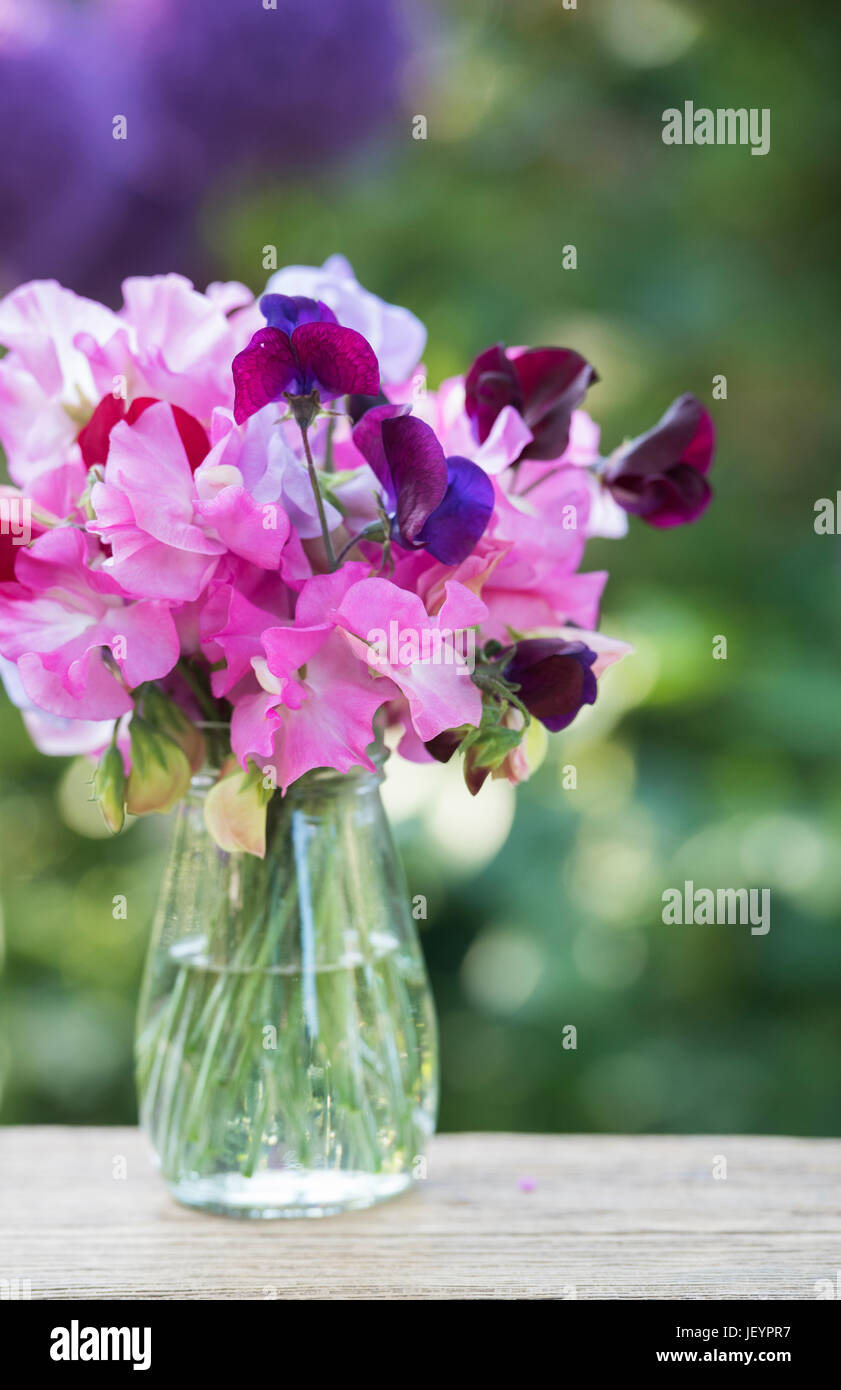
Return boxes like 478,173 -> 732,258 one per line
331,576 -> 486,741
0,275 -> 257,486
89,402 -> 290,602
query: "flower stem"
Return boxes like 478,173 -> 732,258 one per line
515,467 -> 561,498
333,520 -> 387,569
298,423 -> 336,569
323,416 -> 336,473
175,660 -> 220,723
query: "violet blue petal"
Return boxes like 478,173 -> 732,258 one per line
259,293 -> 338,333
418,455 -> 495,564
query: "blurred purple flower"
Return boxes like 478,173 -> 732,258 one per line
0,0 -> 413,300
101,0 -> 412,190
0,3 -> 116,287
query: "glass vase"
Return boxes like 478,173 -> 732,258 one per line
135,750 -> 438,1219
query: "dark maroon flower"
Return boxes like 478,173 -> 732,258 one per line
424,728 -> 463,764
232,296 -> 380,424
77,395 -> 210,472
424,723 -> 517,796
603,393 -> 715,528
346,388 -> 391,423
352,408 -> 494,565
465,344 -> 597,462
504,638 -> 597,732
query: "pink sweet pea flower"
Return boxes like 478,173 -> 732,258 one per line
0,655 -> 120,757
231,566 -> 399,791
199,575 -> 294,698
331,576 -> 486,741
198,405 -> 343,540
0,276 -> 257,488
89,402 -> 290,601
83,274 -> 257,423
0,280 -> 124,484
0,528 -> 179,719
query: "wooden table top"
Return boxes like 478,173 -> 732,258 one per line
1,1128 -> 839,1300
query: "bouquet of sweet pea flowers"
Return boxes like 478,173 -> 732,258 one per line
0,256 -> 715,856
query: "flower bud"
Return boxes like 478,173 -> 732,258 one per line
461,722 -> 524,796
125,717 -> 191,816
204,760 -> 272,858
142,686 -> 206,772
93,742 -> 126,834
492,709 -> 548,787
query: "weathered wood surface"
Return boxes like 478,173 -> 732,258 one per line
1,1128 -> 839,1300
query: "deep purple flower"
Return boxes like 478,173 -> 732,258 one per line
352,408 -> 494,565
603,394 -> 715,528
504,638 -> 598,732
465,344 -> 597,463
232,296 -> 380,424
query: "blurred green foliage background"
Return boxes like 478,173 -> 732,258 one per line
1,0 -> 840,1134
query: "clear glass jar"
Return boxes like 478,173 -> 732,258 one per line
135,751 -> 438,1218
